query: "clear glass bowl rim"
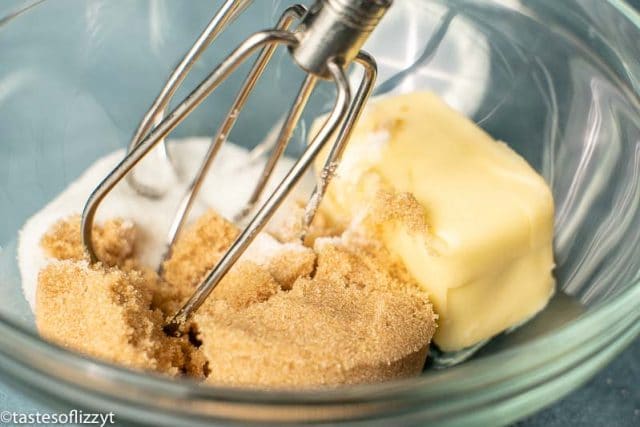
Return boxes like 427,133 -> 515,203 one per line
0,0 -> 638,420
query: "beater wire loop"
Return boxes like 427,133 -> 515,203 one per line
127,0 -> 255,198
80,0 -> 392,334
82,30 -> 298,264
302,51 -> 377,234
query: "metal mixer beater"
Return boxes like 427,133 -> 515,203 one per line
80,0 -> 393,335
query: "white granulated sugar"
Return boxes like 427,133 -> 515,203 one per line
18,138 -> 312,311
334,130 -> 389,184
241,232 -> 311,267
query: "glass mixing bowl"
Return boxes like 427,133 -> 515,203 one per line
1,0 -> 639,425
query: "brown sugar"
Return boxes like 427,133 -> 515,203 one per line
36,260 -> 205,376
35,208 -> 437,387
204,261 -> 280,311
41,214 -> 136,266
260,248 -> 317,289
160,210 -> 239,307
37,217 -> 206,377
365,190 -> 429,235
196,241 -> 436,388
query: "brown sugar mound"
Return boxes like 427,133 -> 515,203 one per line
36,261 -> 197,375
35,210 -> 437,387
261,248 -> 316,290
161,211 -> 239,301
205,261 -> 280,311
161,212 -> 317,295
196,241 -> 437,388
37,217 -> 206,377
41,215 -> 136,266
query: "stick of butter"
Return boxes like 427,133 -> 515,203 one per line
315,92 -> 555,352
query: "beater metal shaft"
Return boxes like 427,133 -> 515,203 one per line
159,4 -> 309,273
127,0 -> 253,198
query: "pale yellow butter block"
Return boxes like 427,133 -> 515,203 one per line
316,92 -> 555,351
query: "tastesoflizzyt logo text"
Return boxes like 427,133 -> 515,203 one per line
1,409 -> 115,426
